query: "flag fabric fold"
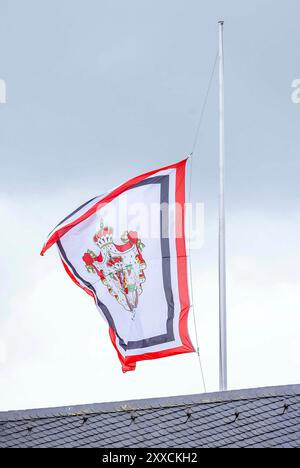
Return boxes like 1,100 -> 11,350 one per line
41,159 -> 195,372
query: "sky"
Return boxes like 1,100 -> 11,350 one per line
0,0 -> 299,411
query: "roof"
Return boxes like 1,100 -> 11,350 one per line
0,384 -> 299,448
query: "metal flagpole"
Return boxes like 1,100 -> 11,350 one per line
218,21 -> 228,391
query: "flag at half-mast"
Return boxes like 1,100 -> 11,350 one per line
41,159 -> 195,372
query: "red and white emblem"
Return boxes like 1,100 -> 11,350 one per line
83,220 -> 146,312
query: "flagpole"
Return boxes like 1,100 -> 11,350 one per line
218,20 -> 228,392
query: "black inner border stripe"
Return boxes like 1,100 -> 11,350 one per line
48,195 -> 101,238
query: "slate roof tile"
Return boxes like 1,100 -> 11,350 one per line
0,384 -> 299,448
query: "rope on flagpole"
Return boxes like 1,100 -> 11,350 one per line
187,51 -> 218,394
187,157 -> 207,393
190,52 -> 218,157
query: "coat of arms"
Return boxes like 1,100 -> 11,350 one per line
82,220 -> 146,312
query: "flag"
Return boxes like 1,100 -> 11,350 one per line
41,159 -> 195,371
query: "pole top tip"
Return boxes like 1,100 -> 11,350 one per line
218,20 -> 224,25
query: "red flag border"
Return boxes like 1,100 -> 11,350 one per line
43,159 -> 195,371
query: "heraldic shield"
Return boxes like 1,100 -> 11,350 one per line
82,220 -> 146,312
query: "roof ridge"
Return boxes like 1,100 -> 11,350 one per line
0,383 -> 299,422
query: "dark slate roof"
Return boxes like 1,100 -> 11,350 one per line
0,384 -> 299,448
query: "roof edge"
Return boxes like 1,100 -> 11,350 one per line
1,383 -> 299,422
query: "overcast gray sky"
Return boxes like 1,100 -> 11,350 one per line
0,0 -> 299,411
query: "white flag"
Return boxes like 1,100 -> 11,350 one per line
41,159 -> 195,371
